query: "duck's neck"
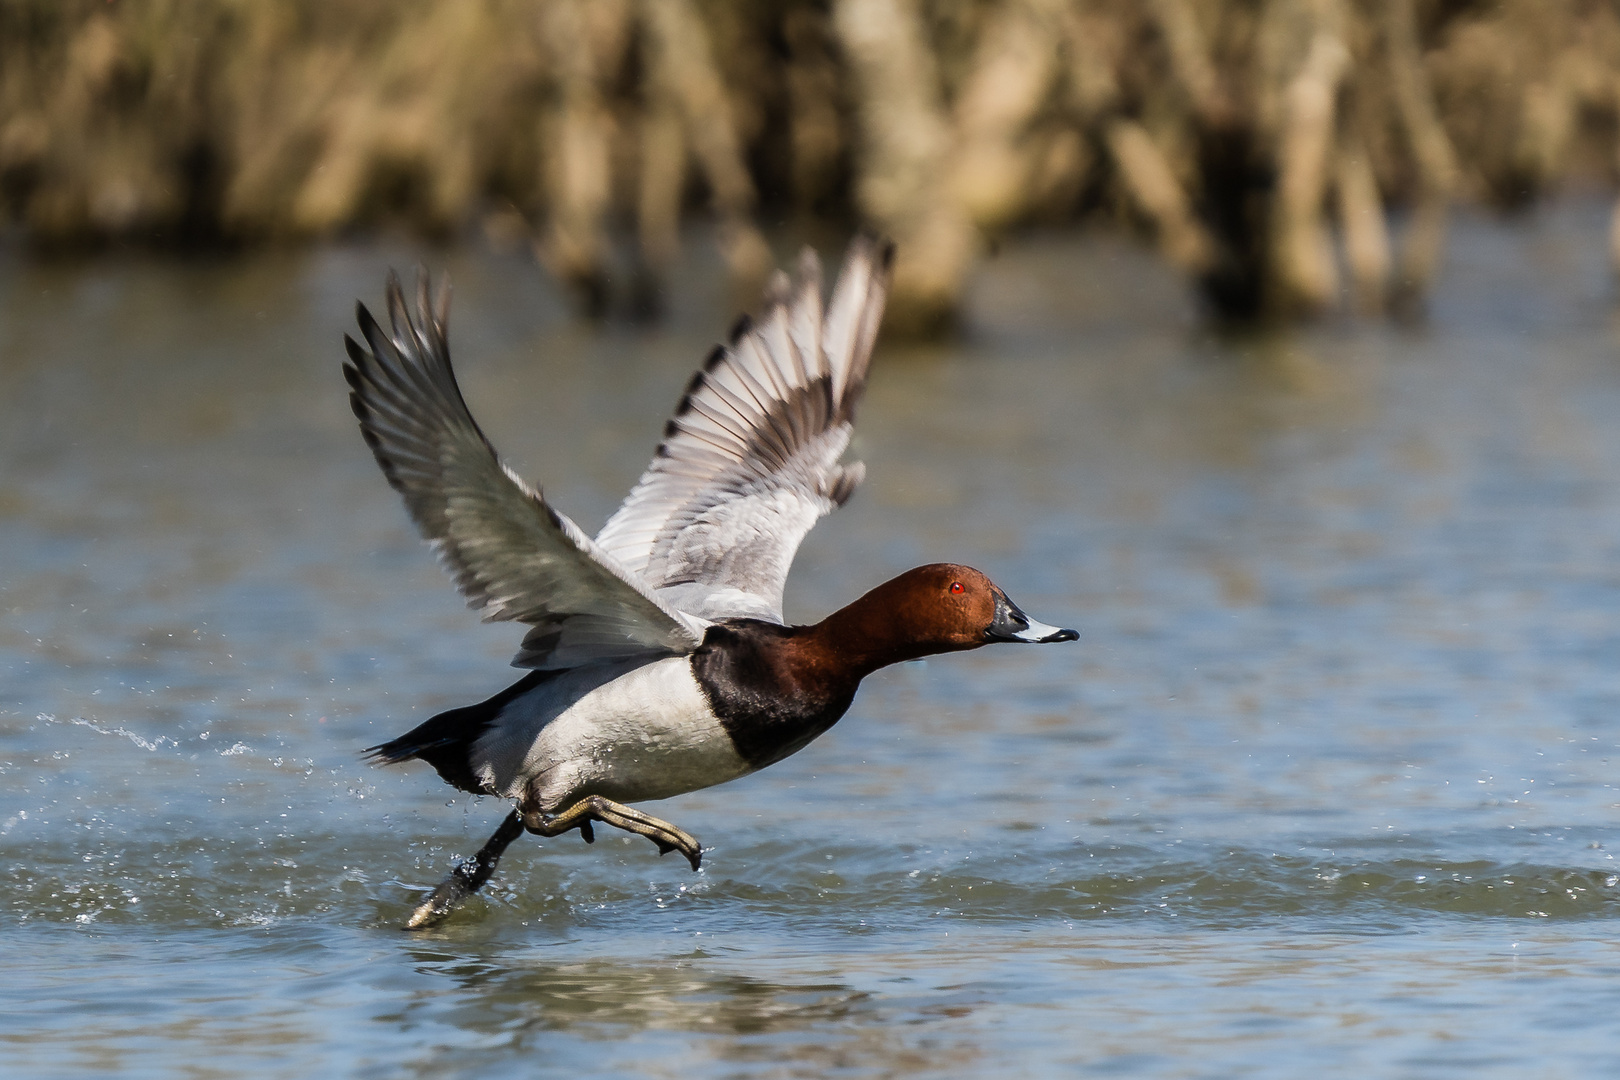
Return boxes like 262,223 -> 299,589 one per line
692,583 -> 969,774
795,586 -> 948,682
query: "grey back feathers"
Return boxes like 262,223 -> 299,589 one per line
344,236 -> 893,668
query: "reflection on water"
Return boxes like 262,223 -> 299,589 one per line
5,207 -> 1620,1076
404,948 -> 871,1034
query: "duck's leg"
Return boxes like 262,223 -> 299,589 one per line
524,795 -> 703,871
405,809 -> 526,930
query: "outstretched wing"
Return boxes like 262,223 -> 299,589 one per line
343,271 -> 707,670
593,235 -> 893,623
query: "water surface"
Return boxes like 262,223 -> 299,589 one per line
4,209 -> 1620,1077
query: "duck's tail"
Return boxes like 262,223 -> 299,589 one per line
363,669 -> 558,793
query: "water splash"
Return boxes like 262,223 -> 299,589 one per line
44,713 -> 178,752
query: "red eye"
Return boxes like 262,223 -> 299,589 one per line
949,582 -> 964,594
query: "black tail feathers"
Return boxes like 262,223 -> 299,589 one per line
362,670 -> 557,794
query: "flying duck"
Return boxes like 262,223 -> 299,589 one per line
343,236 -> 1077,928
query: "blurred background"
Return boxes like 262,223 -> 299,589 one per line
8,2 -> 1620,1077
6,0 -> 1620,329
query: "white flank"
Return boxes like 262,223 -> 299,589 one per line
470,658 -> 752,810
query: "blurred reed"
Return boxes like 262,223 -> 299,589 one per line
3,0 -> 1619,327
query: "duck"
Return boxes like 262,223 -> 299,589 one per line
343,236 -> 1077,928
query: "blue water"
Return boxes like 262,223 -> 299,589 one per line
4,206 -> 1620,1077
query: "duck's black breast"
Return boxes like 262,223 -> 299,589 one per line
692,620 -> 859,771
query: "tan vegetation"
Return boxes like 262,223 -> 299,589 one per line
3,0 -> 1620,326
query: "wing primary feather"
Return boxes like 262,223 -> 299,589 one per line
709,346 -> 777,419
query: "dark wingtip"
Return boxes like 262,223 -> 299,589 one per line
728,313 -> 752,344
354,300 -> 385,342
672,376 -> 702,419
342,333 -> 367,366
851,229 -> 896,273
871,234 -> 896,272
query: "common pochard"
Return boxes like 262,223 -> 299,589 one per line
343,236 -> 1076,927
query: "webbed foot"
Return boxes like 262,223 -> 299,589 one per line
523,795 -> 702,871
